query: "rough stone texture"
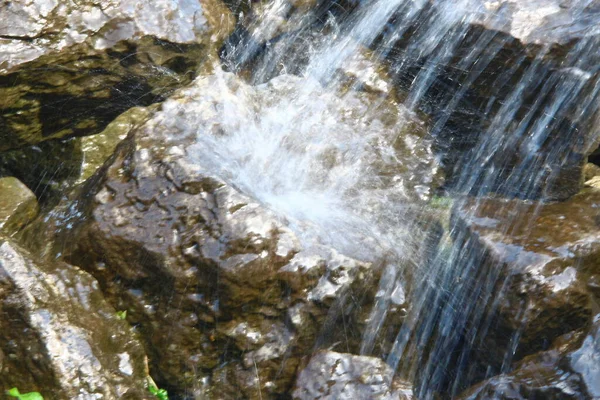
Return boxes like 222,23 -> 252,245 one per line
459,315 -> 600,400
473,0 -> 600,45
76,105 -> 156,185
584,162 -> 600,189
0,240 -> 152,400
584,163 -> 600,181
0,177 -> 39,235
293,351 -> 413,400
0,0 -> 233,152
0,0 -> 231,73
45,72 -> 402,398
452,189 -> 600,380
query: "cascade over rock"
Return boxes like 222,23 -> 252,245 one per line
439,189 -> 600,391
0,0 -> 598,399
49,71 -> 440,398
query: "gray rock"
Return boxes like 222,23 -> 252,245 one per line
293,351 -> 413,400
472,0 -> 600,45
0,240 -> 152,399
0,0 -> 233,152
570,315 -> 600,399
0,0 -> 223,73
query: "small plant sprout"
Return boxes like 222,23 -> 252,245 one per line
147,377 -> 168,400
116,310 -> 127,320
6,388 -> 44,400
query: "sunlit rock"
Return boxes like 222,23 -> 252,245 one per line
293,351 -> 413,400
0,177 -> 39,235
46,71 -> 439,397
76,105 -> 156,185
453,190 -> 600,377
474,0 -> 600,45
0,240 -> 151,399
0,0 -> 233,73
0,0 -> 233,152
584,162 -> 600,181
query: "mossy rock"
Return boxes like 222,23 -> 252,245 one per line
0,177 -> 39,235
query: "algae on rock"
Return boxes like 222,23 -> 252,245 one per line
0,177 -> 39,236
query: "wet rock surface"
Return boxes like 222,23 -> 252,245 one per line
76,105 -> 156,185
293,351 -> 413,400
398,33 -> 597,201
51,72 -> 413,398
459,315 -> 600,400
0,1 -> 598,399
0,177 -> 39,236
221,0 -> 600,200
0,240 -> 151,399
0,0 -> 233,152
471,0 -> 600,45
452,189 -> 600,385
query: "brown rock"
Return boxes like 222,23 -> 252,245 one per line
0,240 -> 152,399
453,191 -> 600,377
55,73 -> 389,398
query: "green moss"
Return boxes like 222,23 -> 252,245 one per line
429,195 -> 453,209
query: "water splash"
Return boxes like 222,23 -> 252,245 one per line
190,0 -> 599,397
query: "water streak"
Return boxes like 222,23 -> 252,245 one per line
195,0 -> 599,397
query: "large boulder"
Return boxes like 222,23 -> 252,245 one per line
39,70 -> 441,398
0,240 -> 152,399
0,0 -> 233,152
435,189 -> 600,393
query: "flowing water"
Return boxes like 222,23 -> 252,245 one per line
190,0 -> 599,397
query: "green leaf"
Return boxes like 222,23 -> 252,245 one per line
116,310 -> 127,320
147,376 -> 168,400
148,384 -> 168,400
157,389 -> 169,400
18,393 -> 44,400
6,388 -> 44,400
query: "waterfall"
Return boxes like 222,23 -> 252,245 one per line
190,0 -> 599,397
